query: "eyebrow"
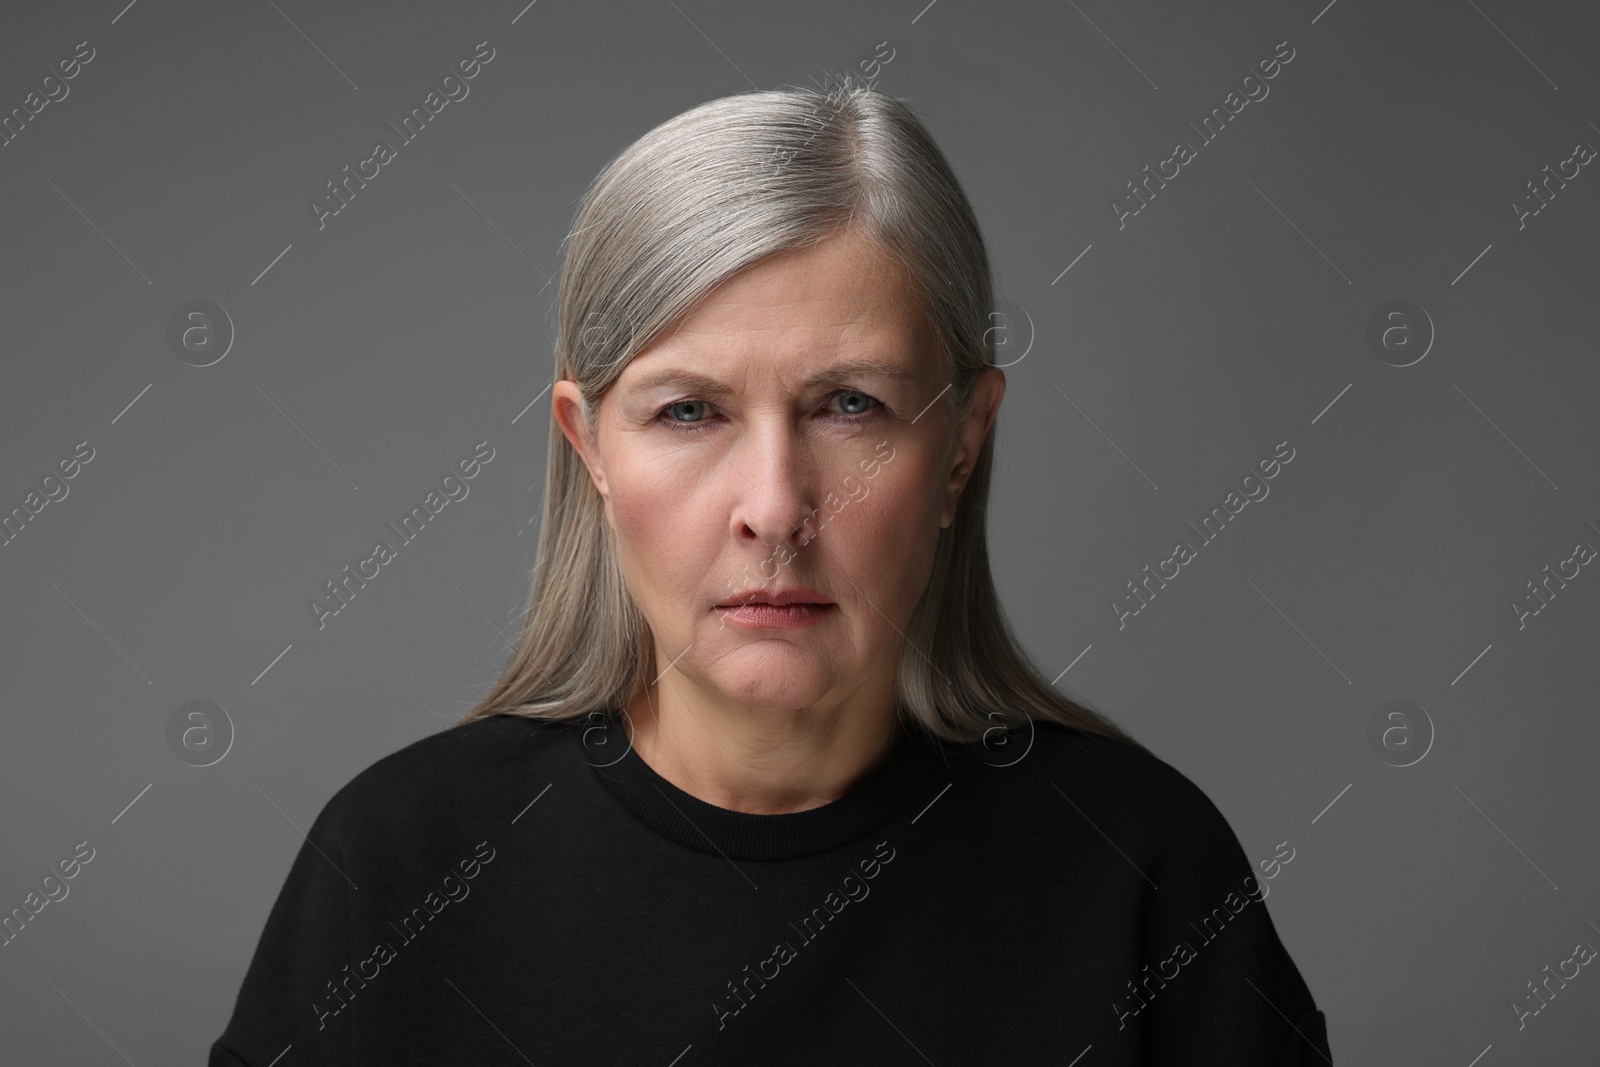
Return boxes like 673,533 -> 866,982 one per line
626,357 -> 916,396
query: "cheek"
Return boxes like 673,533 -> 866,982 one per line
605,458 -> 717,599
827,456 -> 942,583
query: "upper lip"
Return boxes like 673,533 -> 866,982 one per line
716,587 -> 833,607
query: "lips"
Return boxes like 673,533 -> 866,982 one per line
715,586 -> 832,608
716,602 -> 832,629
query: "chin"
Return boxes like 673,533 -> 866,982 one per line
714,666 -> 833,713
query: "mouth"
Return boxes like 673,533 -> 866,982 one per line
715,587 -> 833,609
714,602 -> 834,629
714,587 -> 835,629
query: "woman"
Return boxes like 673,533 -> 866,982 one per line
210,74 -> 1331,1065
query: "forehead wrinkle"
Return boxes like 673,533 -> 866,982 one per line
626,356 -> 916,397
617,231 -> 931,398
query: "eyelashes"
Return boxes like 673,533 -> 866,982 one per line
655,390 -> 885,435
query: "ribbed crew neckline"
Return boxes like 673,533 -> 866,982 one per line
569,710 -> 954,862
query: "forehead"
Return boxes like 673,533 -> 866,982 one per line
618,228 -> 934,388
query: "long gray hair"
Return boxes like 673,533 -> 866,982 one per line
456,72 -> 1144,752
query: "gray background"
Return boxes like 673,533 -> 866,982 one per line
2,0 -> 1597,1062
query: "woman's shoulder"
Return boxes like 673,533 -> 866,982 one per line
1012,720 -> 1244,850
1021,719 -> 1207,795
354,709 -> 566,779
313,713 -> 572,841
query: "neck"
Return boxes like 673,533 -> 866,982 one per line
622,677 -> 901,815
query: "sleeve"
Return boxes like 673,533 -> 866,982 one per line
208,788 -> 357,1067
1134,770 -> 1332,1065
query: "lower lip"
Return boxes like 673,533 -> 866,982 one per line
715,603 -> 834,629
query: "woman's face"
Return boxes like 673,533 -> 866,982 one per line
553,226 -> 1003,719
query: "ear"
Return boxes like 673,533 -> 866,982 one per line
940,367 -> 1004,528
551,380 -> 610,501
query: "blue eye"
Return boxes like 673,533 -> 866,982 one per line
834,390 -> 876,417
662,399 -> 711,427
655,390 -> 884,434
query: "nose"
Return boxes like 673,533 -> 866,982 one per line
728,421 -> 821,550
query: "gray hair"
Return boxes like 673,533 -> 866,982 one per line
456,72 -> 1144,752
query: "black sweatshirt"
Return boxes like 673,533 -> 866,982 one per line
209,711 -> 1332,1065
